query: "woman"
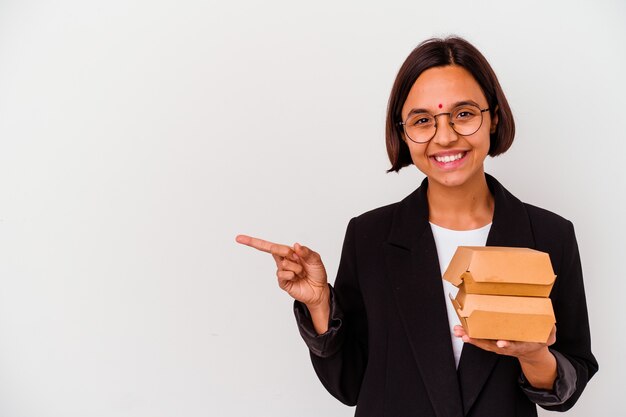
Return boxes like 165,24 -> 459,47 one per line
236,37 -> 597,416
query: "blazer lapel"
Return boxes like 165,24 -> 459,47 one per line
384,177 -> 464,417
456,174 -> 536,415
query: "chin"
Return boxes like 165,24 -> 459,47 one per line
427,169 -> 484,189
433,176 -> 467,188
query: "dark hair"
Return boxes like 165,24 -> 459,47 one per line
386,36 -> 515,172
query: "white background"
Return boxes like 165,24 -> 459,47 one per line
0,0 -> 624,416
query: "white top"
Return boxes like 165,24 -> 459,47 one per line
429,222 -> 492,368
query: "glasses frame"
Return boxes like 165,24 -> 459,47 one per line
398,106 -> 490,144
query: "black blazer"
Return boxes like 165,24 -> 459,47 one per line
294,174 -> 598,417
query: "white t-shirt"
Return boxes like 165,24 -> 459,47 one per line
429,222 -> 492,368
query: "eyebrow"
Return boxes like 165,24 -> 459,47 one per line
406,100 -> 482,117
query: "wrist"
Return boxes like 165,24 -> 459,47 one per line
305,285 -> 331,312
518,347 -> 557,390
518,346 -> 552,365
305,286 -> 331,335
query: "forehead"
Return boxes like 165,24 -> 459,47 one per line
402,66 -> 486,114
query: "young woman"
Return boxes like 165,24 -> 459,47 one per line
236,37 -> 597,417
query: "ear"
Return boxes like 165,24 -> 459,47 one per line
490,105 -> 499,134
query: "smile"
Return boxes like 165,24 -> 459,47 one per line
433,152 -> 466,163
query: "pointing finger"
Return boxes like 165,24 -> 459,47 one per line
235,235 -> 277,253
269,244 -> 295,258
236,235 -> 294,259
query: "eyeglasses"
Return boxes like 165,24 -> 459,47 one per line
398,104 -> 490,144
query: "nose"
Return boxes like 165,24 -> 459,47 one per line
431,114 -> 458,146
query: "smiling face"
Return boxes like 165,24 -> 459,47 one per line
401,65 -> 498,189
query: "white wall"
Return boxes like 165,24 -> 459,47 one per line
0,0 -> 624,416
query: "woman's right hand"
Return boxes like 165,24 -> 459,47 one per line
235,235 -> 330,310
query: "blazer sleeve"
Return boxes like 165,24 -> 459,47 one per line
292,217 -> 368,406
519,348 -> 578,405
531,220 -> 599,411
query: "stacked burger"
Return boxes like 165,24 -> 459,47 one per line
444,247 -> 556,343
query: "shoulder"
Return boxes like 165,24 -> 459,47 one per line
355,202 -> 399,225
523,202 -> 575,242
490,173 -> 576,244
522,203 -> 578,276
347,202 -> 399,241
351,183 -> 424,229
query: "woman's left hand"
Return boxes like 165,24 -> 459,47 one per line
453,325 -> 557,361
454,325 -> 558,389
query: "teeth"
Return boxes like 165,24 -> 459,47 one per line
435,152 -> 464,163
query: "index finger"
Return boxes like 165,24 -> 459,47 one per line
235,234 -> 293,256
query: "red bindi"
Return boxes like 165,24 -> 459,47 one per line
438,103 -> 443,109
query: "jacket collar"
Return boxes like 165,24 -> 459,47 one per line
387,173 -> 535,251
384,173 -> 535,416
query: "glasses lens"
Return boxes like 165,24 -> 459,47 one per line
451,105 -> 484,136
404,113 -> 435,143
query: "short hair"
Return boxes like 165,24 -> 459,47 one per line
385,36 -> 515,172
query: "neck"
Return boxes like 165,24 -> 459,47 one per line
427,172 -> 494,230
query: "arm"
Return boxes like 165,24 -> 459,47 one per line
236,220 -> 367,405
453,221 -> 598,408
517,337 -> 557,390
533,220 -> 598,410
293,218 -> 368,406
